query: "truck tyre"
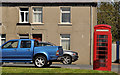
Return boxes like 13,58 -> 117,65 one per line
62,55 -> 72,65
46,62 -> 52,67
34,55 -> 47,68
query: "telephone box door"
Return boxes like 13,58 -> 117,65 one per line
94,33 -> 111,71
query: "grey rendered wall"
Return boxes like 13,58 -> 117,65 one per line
1,5 -> 97,65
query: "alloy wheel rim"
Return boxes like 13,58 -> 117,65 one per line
35,57 -> 45,67
63,56 -> 70,64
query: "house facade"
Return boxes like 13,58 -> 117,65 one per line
0,0 -> 97,65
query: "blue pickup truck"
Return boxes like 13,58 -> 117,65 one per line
0,39 -> 63,67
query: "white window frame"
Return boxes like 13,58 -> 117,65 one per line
19,34 -> 29,39
0,34 -> 6,46
60,34 -> 70,50
32,7 -> 43,23
60,7 -> 71,24
19,8 -> 29,23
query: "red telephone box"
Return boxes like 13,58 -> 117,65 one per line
93,24 -> 112,71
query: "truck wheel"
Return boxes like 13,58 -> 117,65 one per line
46,62 -> 52,67
34,55 -> 47,68
62,55 -> 72,65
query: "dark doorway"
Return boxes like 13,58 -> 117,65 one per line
33,34 -> 42,42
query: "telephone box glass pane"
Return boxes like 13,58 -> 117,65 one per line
97,35 -> 108,38
96,35 -> 108,67
97,43 -> 108,46
97,39 -> 108,42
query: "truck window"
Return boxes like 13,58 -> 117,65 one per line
20,41 -> 31,48
34,40 -> 39,47
2,41 -> 18,48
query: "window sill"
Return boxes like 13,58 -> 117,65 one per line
31,23 -> 44,25
17,23 -> 31,25
58,23 -> 72,26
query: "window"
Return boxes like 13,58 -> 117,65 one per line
20,41 -> 31,48
33,8 -> 43,23
60,34 -> 70,50
2,41 -> 18,48
34,40 -> 39,47
19,34 -> 29,39
33,34 -> 42,41
0,34 -> 6,46
61,7 -> 71,23
19,8 -> 29,23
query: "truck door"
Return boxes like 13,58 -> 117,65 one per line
2,41 -> 18,60
16,40 -> 33,60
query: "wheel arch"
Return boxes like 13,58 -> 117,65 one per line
33,53 -> 49,61
63,54 -> 72,58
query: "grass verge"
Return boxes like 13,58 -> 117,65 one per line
1,67 -> 118,75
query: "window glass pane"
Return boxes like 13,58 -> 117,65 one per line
20,8 -> 29,23
97,47 -> 107,50
20,8 -> 28,11
34,40 -> 39,47
2,34 -> 6,38
33,8 -> 42,11
97,43 -> 108,46
61,34 -> 70,38
62,8 -> 70,11
97,35 -> 108,38
61,7 -> 71,23
61,40 -> 70,50
26,12 -> 29,22
33,8 -> 42,23
20,41 -> 31,48
39,13 -> 42,22
2,41 -> 18,48
3,42 -> 11,48
62,13 -> 70,22
11,41 -> 18,48
97,39 -> 108,42
0,34 -> 6,46
1,39 -> 5,45
21,12 -> 24,22
38,14 -> 40,22
33,13 -> 37,22
33,13 -> 42,22
61,34 -> 70,50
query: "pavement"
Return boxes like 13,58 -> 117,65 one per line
1,63 -> 120,73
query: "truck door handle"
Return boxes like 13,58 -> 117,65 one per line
27,49 -> 30,51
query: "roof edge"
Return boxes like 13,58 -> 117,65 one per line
1,0 -> 98,3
